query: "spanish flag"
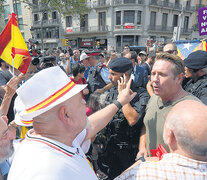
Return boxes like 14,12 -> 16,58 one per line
0,13 -> 31,74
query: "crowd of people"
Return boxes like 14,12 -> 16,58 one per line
0,41 -> 206,180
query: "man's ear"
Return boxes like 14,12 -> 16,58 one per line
176,73 -> 184,84
166,129 -> 178,151
58,105 -> 71,125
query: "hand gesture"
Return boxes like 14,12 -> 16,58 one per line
117,78 -> 136,106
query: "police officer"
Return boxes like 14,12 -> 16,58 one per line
102,57 -> 150,179
183,50 -> 207,105
87,54 -> 111,95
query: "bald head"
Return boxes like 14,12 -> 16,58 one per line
164,100 -> 207,159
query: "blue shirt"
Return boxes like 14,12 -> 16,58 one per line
131,65 -> 148,88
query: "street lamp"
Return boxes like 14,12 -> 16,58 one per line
177,0 -> 187,40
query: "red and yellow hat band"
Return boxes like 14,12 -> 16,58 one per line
26,81 -> 75,113
21,119 -> 33,125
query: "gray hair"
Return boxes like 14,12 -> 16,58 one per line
164,113 -> 207,157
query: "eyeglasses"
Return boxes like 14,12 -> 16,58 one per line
165,50 -> 176,54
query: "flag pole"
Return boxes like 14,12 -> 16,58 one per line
12,57 -> 14,76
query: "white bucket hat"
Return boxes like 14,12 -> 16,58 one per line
14,96 -> 33,127
17,66 -> 87,120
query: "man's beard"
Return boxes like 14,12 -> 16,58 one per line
0,141 -> 14,164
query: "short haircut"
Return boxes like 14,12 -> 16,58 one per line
71,63 -> 85,77
155,52 -> 184,78
129,51 -> 137,61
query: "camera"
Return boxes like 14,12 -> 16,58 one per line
42,56 -> 56,69
31,57 -> 40,66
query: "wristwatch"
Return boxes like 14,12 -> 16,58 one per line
135,156 -> 146,162
113,100 -> 122,110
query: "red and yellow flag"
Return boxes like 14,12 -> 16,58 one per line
0,13 -> 31,74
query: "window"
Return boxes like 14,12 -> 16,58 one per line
18,18 -> 24,31
3,5 -> 10,19
116,11 -> 121,25
14,3 -> 22,16
175,0 -> 179,6
80,14 -> 88,31
52,11 -> 57,20
34,14 -> 39,21
66,16 -> 72,27
99,12 -> 106,30
184,16 -> 189,30
163,0 -> 169,6
186,0 -> 191,7
137,11 -> 142,25
43,12 -> 48,21
21,32 -> 25,39
124,11 -> 135,24
162,13 -> 168,29
173,14 -> 178,27
124,0 -> 135,3
150,11 -> 156,27
32,0 -> 38,6
123,35 -> 134,46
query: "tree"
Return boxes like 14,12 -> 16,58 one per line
21,0 -> 89,50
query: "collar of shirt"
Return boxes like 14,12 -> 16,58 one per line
25,129 -> 78,158
162,153 -> 207,171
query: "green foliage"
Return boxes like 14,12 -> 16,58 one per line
22,0 -> 89,16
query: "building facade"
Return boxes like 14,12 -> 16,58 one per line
2,0 -> 32,41
29,0 -> 205,51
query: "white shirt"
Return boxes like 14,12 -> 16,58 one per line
8,129 -> 97,180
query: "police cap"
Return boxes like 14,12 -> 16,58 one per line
109,57 -> 132,73
184,50 -> 207,70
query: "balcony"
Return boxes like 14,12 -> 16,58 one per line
93,0 -> 110,8
148,25 -> 174,33
181,28 -> 193,35
114,0 -> 144,6
149,0 -> 162,6
65,25 -> 109,34
185,5 -> 195,12
33,19 -> 60,28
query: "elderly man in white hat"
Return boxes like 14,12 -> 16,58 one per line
8,66 -> 136,180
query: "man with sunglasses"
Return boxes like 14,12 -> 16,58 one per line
163,42 -> 178,55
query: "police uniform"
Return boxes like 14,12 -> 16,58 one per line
101,58 -> 150,180
183,50 -> 207,105
87,62 -> 110,94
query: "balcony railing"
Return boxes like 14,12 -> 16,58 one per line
66,25 -> 109,33
192,23 -> 199,31
33,19 -> 60,27
181,28 -> 193,34
148,25 -> 174,33
185,5 -> 195,12
93,0 -> 110,8
114,0 -> 143,5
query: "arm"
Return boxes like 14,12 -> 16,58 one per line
86,79 -> 136,140
136,125 -> 148,158
95,82 -> 114,93
65,59 -> 71,75
0,77 -> 18,116
122,103 -> 139,126
118,74 -> 139,126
